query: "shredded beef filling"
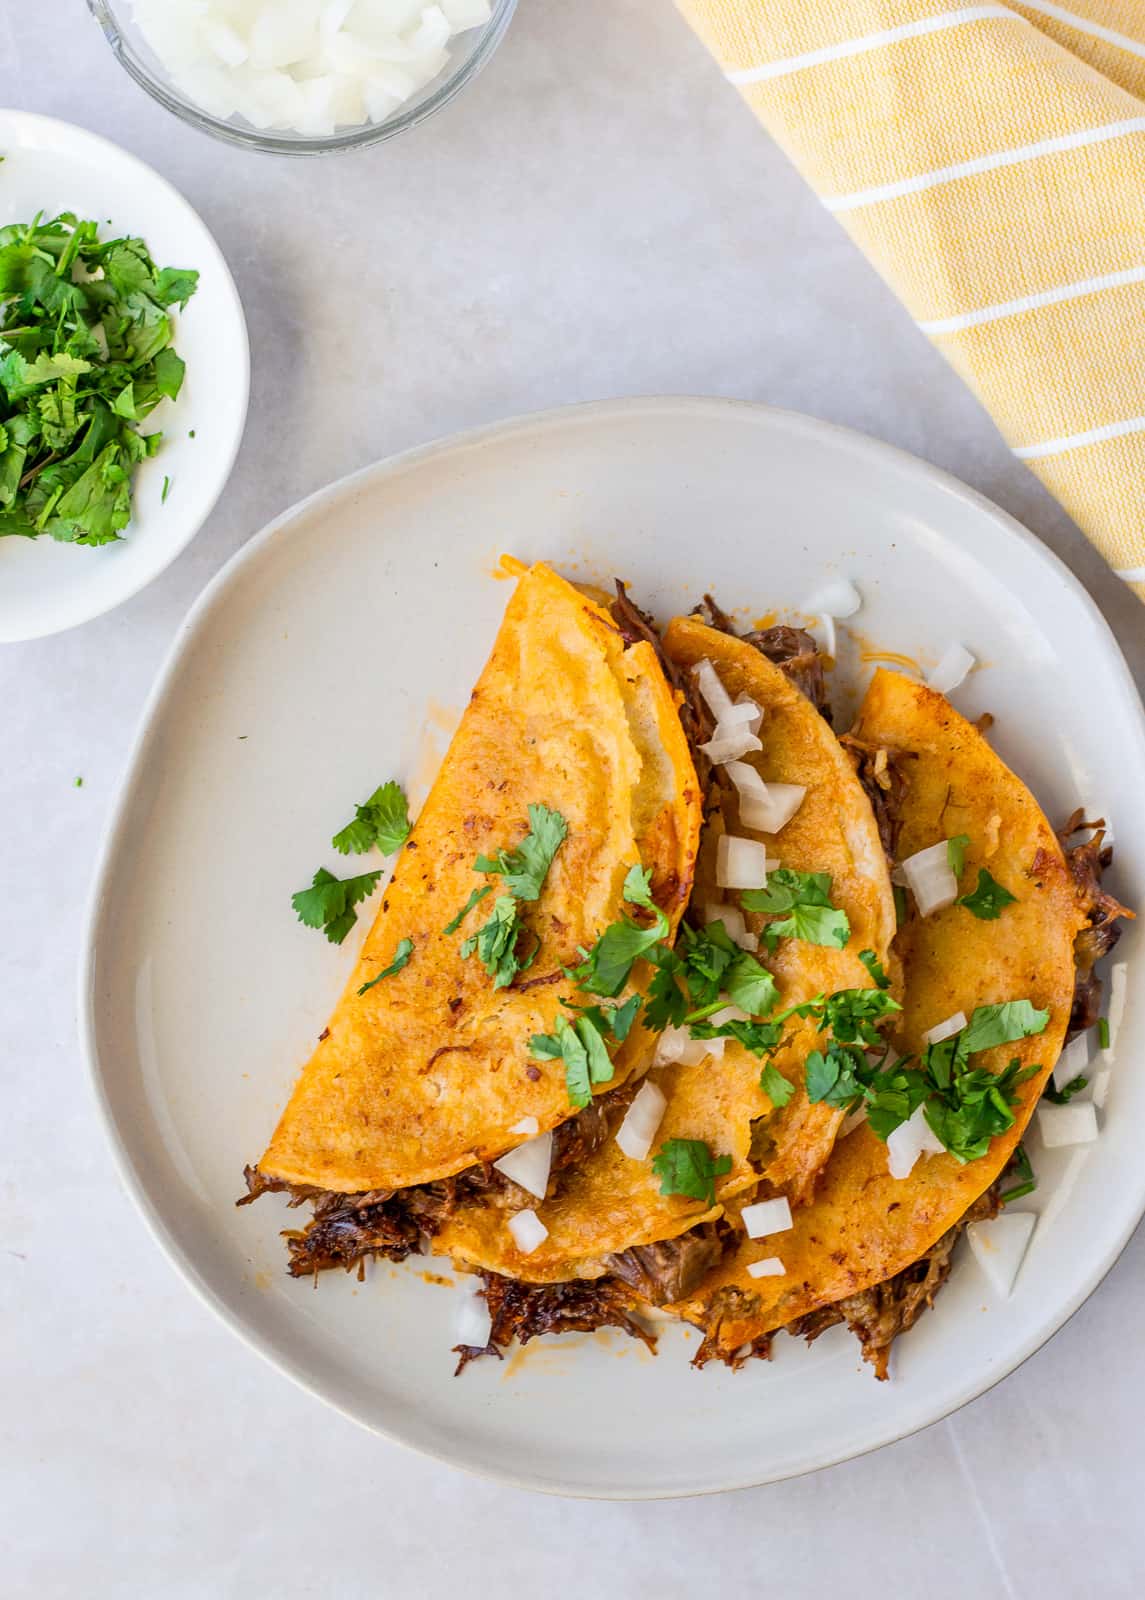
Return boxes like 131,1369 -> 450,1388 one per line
1052,810 -> 1133,1035
453,1272 -> 657,1374
604,1221 -> 730,1306
838,733 -> 913,863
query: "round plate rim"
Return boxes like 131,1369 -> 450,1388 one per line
78,395 -> 1145,1498
0,109 -> 251,642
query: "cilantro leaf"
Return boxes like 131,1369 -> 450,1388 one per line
333,780 -> 411,856
358,937 -> 414,994
291,867 -> 382,945
651,1139 -> 732,1207
442,884 -> 492,936
804,1042 -> 868,1108
644,945 -> 689,1030
760,1061 -> 794,1108
743,868 -> 851,950
563,994 -> 642,1043
960,1000 -> 1049,1055
957,868 -> 1017,921
461,894 -> 529,989
622,863 -> 657,909
530,1013 -> 615,1108
723,949 -> 780,1017
569,868 -> 670,998
474,803 -> 568,900
858,949 -> 890,989
1000,1142 -> 1037,1203
946,834 -> 971,876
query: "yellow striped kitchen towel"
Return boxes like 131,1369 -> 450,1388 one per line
676,0 -> 1145,600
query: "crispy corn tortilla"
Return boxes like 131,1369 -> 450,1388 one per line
432,621 -> 898,1281
669,668 -> 1085,1354
258,563 -> 701,1193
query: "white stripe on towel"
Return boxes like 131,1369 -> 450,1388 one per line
1018,1 -> 1145,60
823,116 -> 1145,212
725,6 -> 1013,84
1013,415 -> 1145,461
918,265 -> 1145,334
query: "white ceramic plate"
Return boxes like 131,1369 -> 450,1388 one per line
0,111 -> 248,642
82,398 -> 1143,1498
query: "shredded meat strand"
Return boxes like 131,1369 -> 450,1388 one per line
839,732 -> 913,863
453,1271 -> 657,1373
1054,810 -> 1134,1036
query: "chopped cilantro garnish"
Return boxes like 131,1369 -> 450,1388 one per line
959,1000 -> 1049,1055
562,993 -> 642,1043
692,1016 -> 785,1056
651,1138 -> 732,1206
442,884 -> 492,936
957,868 -> 1017,920
1043,1073 -> 1088,1105
804,1041 -> 871,1108
760,1061 -> 795,1108
530,1012 -> 616,1108
0,213 -> 197,546
743,868 -> 851,950
332,780 -> 411,856
291,866 -> 383,945
946,834 -> 971,876
474,803 -> 568,900
858,948 -> 890,989
644,944 -> 689,1030
161,474 -> 171,504
73,775 -> 83,788
1098,1016 -> 1111,1051
569,864 -> 670,997
857,1002 -> 1049,1163
461,894 -> 534,989
357,937 -> 414,994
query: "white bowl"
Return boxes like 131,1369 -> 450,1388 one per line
0,112 -> 249,642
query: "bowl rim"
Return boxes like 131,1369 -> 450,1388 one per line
86,0 -> 519,156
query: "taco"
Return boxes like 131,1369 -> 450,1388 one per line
241,562 -> 703,1266
669,668 -> 1129,1376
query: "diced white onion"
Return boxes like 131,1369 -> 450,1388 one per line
716,834 -> 772,890
1092,1068 -> 1111,1110
493,1130 -> 553,1200
927,643 -> 976,695
886,1103 -> 945,1179
804,578 -> 862,620
128,0 -> 492,135
1052,1032 -> 1091,1092
507,1208 -> 548,1255
720,699 -> 762,728
899,840 -> 959,917
508,1115 -> 539,1137
966,1212 -> 1035,1299
741,1196 -> 793,1239
923,1011 -> 967,1046
615,1081 -> 668,1162
746,1256 -> 786,1279
1106,962 -> 1127,1055
1037,1101 -> 1099,1149
693,659 -> 735,723
654,1025 -> 722,1066
1038,1147 -> 1089,1233
700,726 -> 763,764
703,902 -> 746,944
454,1279 -> 492,1347
733,773 -> 807,835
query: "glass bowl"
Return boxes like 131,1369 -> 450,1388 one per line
86,0 -> 517,155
